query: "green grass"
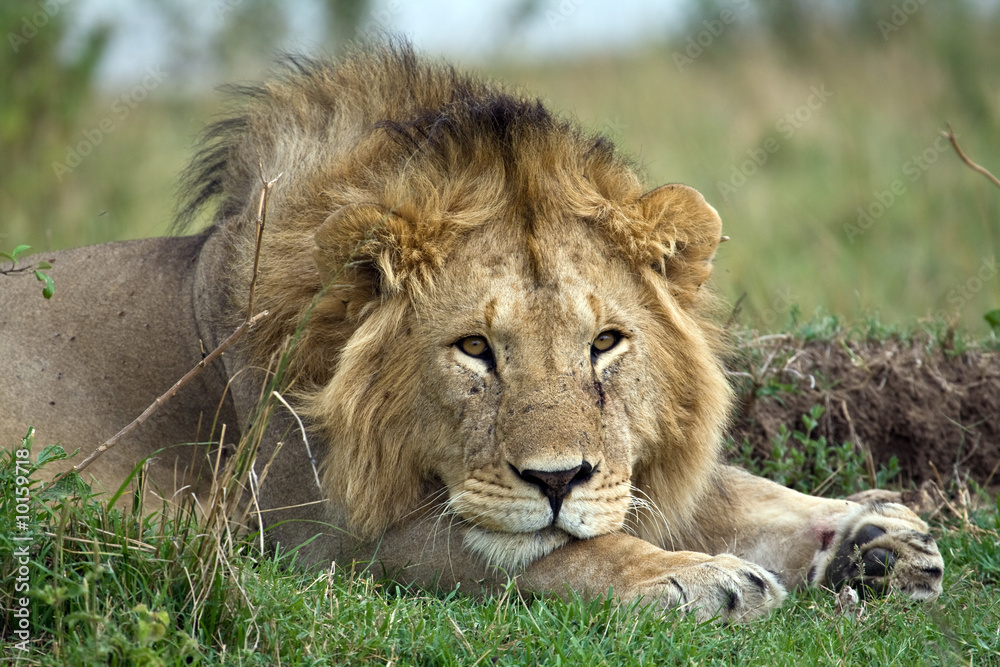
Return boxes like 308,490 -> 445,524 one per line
3,425 -> 999,665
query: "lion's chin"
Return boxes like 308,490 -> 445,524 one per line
464,526 -> 574,573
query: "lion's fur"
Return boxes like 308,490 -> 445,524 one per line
178,42 -> 731,545
1,42 -> 943,616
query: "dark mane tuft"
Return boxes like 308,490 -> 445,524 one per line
172,39 -> 624,235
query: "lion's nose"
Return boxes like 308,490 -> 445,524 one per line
514,460 -> 594,520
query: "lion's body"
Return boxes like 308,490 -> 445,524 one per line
0,44 -> 943,620
0,236 -> 237,500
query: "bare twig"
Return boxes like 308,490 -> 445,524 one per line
270,390 -> 322,491
69,310 -> 270,475
66,166 -> 282,478
944,124 -> 1000,190
0,265 -> 35,276
983,456 -> 1000,490
725,292 -> 747,329
248,162 -> 281,318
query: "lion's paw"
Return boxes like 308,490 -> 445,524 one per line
811,502 -> 943,601
652,554 -> 786,623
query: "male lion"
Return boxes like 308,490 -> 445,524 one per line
0,43 -> 943,621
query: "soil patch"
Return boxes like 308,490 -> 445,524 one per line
728,336 -> 1000,488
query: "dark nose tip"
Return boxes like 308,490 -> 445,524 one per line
514,460 -> 594,519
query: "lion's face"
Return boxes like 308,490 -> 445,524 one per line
418,219 -> 649,569
309,180 -> 730,574
322,191 -> 720,571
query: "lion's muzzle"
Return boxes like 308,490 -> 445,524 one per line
511,460 -> 595,520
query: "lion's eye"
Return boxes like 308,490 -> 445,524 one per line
592,330 -> 622,355
458,335 -> 492,359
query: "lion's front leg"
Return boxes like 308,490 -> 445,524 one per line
521,533 -> 786,622
679,466 -> 944,600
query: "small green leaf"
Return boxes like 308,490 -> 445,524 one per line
36,444 -> 68,465
985,309 -> 1000,334
34,269 -> 54,299
40,470 -> 90,501
11,244 -> 31,259
36,261 -> 52,270
0,252 -> 16,264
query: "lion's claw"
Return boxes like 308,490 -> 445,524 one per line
813,502 -> 944,601
651,554 -> 786,623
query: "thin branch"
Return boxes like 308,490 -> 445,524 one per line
70,310 -> 269,475
944,124 -> 1000,190
65,165 -> 282,478
725,292 -> 747,329
0,265 -> 36,276
270,390 -> 322,491
248,163 -> 282,318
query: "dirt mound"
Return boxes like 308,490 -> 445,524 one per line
728,335 -> 1000,488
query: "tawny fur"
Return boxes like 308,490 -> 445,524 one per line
1,41 -> 943,622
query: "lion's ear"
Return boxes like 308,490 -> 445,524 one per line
313,203 -> 408,293
639,184 -> 724,304
314,203 -> 442,295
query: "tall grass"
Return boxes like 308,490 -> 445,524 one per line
3,424 -> 999,664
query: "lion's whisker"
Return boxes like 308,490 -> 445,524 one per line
399,486 -> 450,523
628,484 -> 674,550
427,489 -> 474,563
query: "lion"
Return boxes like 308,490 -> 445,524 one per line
0,43 -> 943,622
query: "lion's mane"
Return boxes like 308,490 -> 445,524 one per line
178,41 -> 731,545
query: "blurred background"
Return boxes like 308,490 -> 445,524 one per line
2,0 -> 998,333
